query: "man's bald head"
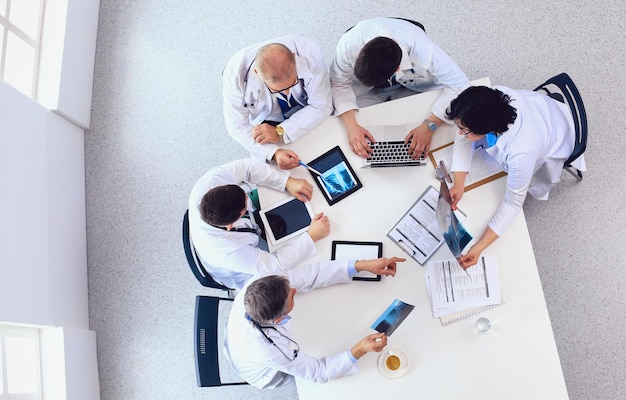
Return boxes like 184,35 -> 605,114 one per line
255,43 -> 296,84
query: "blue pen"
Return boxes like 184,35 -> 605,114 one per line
298,161 -> 322,176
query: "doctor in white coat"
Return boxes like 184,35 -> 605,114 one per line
448,86 -> 586,268
223,35 -> 333,170
188,158 -> 330,290
330,17 -> 469,159
224,256 -> 404,389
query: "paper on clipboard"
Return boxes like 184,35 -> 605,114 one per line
386,186 -> 466,265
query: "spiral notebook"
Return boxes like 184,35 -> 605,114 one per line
438,303 -> 502,326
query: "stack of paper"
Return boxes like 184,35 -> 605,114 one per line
424,256 -> 501,320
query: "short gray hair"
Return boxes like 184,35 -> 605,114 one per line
255,43 -> 295,84
244,275 -> 290,324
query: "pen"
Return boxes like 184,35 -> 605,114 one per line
298,161 -> 322,176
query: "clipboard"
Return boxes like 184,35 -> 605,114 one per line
428,141 -> 507,191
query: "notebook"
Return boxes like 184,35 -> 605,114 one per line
362,124 -> 426,168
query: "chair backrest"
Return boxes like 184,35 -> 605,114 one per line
182,210 -> 234,294
346,17 -> 425,33
194,295 -> 247,387
533,72 -> 588,166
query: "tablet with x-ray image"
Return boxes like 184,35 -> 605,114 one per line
307,146 -> 362,205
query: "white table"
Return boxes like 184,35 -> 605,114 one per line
259,79 -> 569,400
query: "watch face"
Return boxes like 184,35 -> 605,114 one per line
276,126 -> 284,136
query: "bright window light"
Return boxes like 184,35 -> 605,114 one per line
5,337 -> 38,394
4,30 -> 35,95
8,0 -> 41,39
0,326 -> 42,400
0,0 -> 44,98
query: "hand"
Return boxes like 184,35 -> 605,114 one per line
306,212 -> 330,242
285,177 -> 313,202
449,184 -> 465,211
251,123 -> 280,144
405,124 -> 433,159
459,227 -> 499,269
355,257 -> 406,277
458,245 -> 483,269
346,123 -> 375,158
273,149 -> 300,170
351,332 -> 387,359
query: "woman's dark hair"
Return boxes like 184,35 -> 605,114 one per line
354,37 -> 402,87
445,86 -> 517,135
199,184 -> 246,226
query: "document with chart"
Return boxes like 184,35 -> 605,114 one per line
424,256 -> 501,318
387,185 -> 466,265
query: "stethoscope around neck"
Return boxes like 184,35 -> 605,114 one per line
245,313 -> 300,361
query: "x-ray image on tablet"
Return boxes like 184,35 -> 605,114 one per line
259,197 -> 315,246
308,146 -> 362,205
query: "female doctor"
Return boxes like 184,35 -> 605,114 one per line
447,86 -> 586,268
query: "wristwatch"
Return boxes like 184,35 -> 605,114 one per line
275,125 -> 285,141
422,119 -> 437,133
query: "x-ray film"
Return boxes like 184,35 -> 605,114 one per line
307,146 -> 362,205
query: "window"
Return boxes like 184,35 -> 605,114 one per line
0,0 -> 45,98
0,325 -> 42,400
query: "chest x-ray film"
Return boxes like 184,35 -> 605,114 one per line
307,146 -> 363,205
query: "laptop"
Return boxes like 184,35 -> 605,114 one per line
362,124 -> 426,168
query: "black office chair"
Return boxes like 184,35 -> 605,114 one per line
346,17 -> 425,33
182,210 -> 235,298
194,295 -> 248,387
533,73 -> 588,180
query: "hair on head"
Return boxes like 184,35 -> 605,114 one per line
354,37 -> 402,87
199,184 -> 246,226
244,276 -> 291,324
445,86 -> 518,135
255,43 -> 296,84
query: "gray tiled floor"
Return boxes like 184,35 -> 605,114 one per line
87,1 -> 626,399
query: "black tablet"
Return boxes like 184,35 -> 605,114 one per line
307,146 -> 362,205
259,197 -> 315,246
331,240 -> 383,281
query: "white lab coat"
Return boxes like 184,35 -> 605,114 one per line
224,260 -> 359,389
330,17 -> 469,120
223,35 -> 333,162
450,86 -> 587,236
188,158 -> 316,290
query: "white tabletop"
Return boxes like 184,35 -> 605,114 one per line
259,79 -> 569,400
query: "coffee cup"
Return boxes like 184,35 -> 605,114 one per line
385,354 -> 402,371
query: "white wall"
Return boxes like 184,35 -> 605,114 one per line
0,1 -> 101,398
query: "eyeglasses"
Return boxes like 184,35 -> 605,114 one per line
456,124 -> 474,136
265,77 -> 300,94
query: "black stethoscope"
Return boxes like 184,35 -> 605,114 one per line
246,314 -> 300,361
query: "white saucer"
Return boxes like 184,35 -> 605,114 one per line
377,348 -> 409,378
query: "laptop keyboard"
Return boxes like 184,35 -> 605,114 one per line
365,141 -> 425,167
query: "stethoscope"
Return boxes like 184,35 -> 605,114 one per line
246,314 -> 300,361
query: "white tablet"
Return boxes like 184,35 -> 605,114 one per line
259,197 -> 315,246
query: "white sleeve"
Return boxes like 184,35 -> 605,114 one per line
329,40 -> 360,116
425,43 -> 470,120
487,152 -> 535,236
